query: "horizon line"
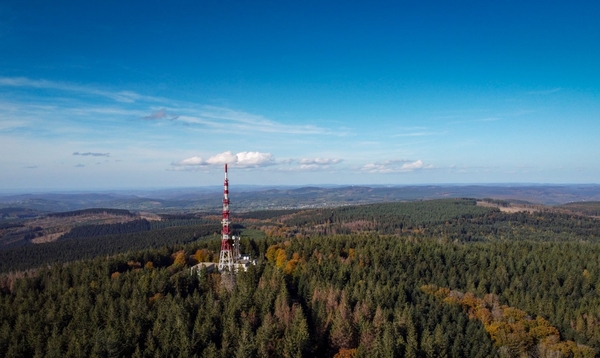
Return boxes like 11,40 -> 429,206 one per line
1,182 -> 600,195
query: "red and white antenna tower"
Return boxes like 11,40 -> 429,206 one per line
218,164 -> 234,272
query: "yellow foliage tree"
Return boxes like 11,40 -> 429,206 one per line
276,248 -> 287,269
529,316 -> 559,340
334,348 -> 357,358
474,306 -> 493,326
266,245 -> 279,263
503,307 -> 527,324
148,293 -> 162,306
420,284 -> 437,295
194,249 -> 208,263
550,340 -> 596,358
583,269 -> 591,280
425,286 -> 595,356
435,287 -> 451,300
173,251 -> 187,267
459,292 -> 478,310
284,259 -> 298,275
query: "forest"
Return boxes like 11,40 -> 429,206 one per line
1,199 -> 600,357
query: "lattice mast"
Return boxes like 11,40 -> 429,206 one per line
218,164 -> 234,272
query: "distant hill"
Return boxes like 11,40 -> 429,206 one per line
1,184 -> 599,212
558,201 -> 600,216
0,207 -> 44,219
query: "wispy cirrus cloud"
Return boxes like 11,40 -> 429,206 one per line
361,159 -> 432,173
0,77 -> 164,103
1,76 -> 334,138
138,103 -> 330,135
73,152 -> 110,157
1,76 -> 340,178
175,106 -> 328,135
448,117 -> 501,125
0,119 -> 29,131
142,108 -> 179,120
392,131 -> 443,138
171,151 -> 275,169
527,88 -> 561,95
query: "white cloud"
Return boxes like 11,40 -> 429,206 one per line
294,157 -> 343,171
73,152 -> 110,157
299,158 -> 342,165
361,159 -> 432,173
271,157 -> 343,171
298,164 -> 325,171
171,151 -> 274,168
401,159 -> 424,170
172,156 -> 205,166
206,151 -> 238,165
234,151 -> 274,167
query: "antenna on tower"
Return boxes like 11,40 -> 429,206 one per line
218,164 -> 234,272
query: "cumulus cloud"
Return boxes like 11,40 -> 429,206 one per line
206,151 -> 238,165
294,157 -> 343,171
235,152 -> 275,167
173,156 -> 205,166
73,152 -> 110,157
402,160 -> 424,170
299,158 -> 342,165
171,151 -> 274,168
361,159 -> 431,173
142,108 -> 179,120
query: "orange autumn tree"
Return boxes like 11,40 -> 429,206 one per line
194,248 -> 209,263
172,250 -> 187,267
284,252 -> 302,275
422,284 -> 595,358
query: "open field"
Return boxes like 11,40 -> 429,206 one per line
0,209 -> 140,248
476,200 -> 540,213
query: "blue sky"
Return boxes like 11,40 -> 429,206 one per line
1,1 -> 599,190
